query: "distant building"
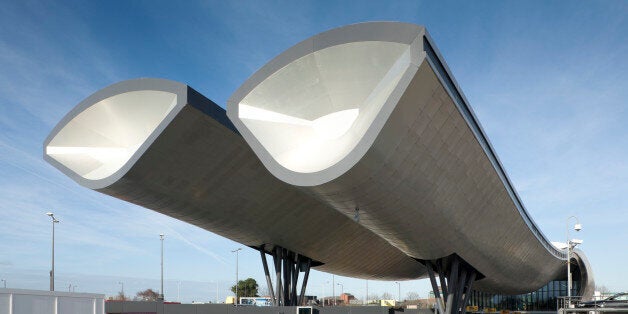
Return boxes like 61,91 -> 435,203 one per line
339,293 -> 355,305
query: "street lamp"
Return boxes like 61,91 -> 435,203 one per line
321,281 -> 328,307
332,275 -> 335,306
232,248 -> 242,305
160,234 -> 165,300
118,281 -> 126,314
337,283 -> 343,305
215,282 -> 219,304
177,281 -> 181,302
566,216 -> 582,307
46,212 -> 59,291
1,279 -> 6,288
395,282 -> 401,302
118,281 -> 124,299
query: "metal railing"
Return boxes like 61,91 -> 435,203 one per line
556,295 -> 583,310
556,296 -> 627,313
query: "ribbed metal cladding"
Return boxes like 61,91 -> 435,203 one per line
44,22 -> 597,296
303,60 -> 564,294
44,78 -> 425,280
227,22 -> 593,294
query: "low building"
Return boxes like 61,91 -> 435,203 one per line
0,288 -> 104,314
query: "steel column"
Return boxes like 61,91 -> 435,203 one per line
298,259 -> 311,306
423,254 -> 480,314
460,272 -> 477,314
273,247 -> 283,306
426,261 -> 445,314
262,245 -> 314,306
259,245 -> 276,305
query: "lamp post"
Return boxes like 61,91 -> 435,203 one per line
365,280 -> 368,305
46,212 -> 59,291
177,281 -> 181,302
395,282 -> 401,302
332,275 -> 335,306
321,281 -> 328,307
118,281 -> 125,314
118,281 -> 124,299
566,216 -> 582,307
160,234 -> 165,300
337,283 -> 343,305
232,248 -> 242,305
1,279 -> 6,288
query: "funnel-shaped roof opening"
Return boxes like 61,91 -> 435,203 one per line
239,42 -> 411,173
228,22 -> 425,185
44,78 -> 187,189
46,90 -> 177,180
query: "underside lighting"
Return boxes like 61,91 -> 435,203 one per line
240,105 -> 359,140
45,90 -> 178,181
46,146 -> 135,163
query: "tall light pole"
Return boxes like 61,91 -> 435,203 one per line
177,281 -> 181,302
119,281 -> 126,314
46,212 -> 59,291
160,234 -> 165,300
337,283 -> 343,305
118,281 -> 124,299
365,280 -> 369,305
1,279 -> 6,288
566,216 -> 582,307
321,281 -> 329,307
232,248 -> 242,305
332,275 -> 335,306
395,282 -> 401,302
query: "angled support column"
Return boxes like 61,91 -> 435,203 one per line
259,244 -> 276,305
260,245 -> 316,306
298,259 -> 311,306
426,261 -> 445,314
273,247 -> 283,305
422,254 -> 482,314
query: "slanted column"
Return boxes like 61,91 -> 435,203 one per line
259,245 -> 276,305
259,245 -> 316,306
422,254 -> 481,314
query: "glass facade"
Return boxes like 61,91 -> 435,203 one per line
469,262 -> 583,312
469,278 -> 580,311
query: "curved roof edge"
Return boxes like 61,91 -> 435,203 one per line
572,249 -> 596,300
421,33 -> 566,261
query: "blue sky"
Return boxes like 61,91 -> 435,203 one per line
0,0 -> 627,302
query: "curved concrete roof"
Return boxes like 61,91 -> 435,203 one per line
44,22 -> 593,295
43,78 -> 425,280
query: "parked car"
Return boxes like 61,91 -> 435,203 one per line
578,292 -> 628,308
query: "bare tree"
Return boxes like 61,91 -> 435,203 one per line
114,291 -> 128,301
406,291 -> 420,301
596,285 -> 612,297
381,292 -> 393,300
135,288 -> 160,301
